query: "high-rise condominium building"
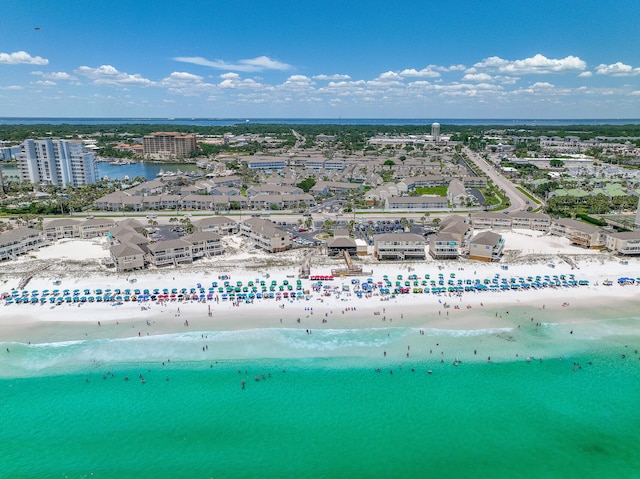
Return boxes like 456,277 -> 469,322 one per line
18,138 -> 98,187
142,132 -> 197,159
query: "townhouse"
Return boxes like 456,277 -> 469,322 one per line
374,233 -> 426,260
0,227 -> 47,261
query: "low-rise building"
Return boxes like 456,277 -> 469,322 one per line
240,218 -> 290,253
605,231 -> 640,255
109,243 -> 145,272
0,227 -> 47,261
193,216 -> 239,235
78,218 -> 115,239
44,219 -> 81,240
147,239 -> 193,267
182,232 -> 223,259
327,236 -> 358,257
429,232 -> 461,260
509,212 -> 551,231
374,233 -> 426,260
549,218 -> 604,248
386,196 -> 448,210
468,231 -> 504,262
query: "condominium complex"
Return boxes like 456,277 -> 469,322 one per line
18,139 -> 98,187
142,132 -> 197,159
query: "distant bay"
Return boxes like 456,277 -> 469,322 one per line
1,117 -> 639,126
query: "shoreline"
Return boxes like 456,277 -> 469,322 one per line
2,254 -> 640,346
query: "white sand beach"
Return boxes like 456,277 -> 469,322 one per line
1,228 -> 639,346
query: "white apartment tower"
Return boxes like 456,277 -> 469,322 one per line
431,122 -> 441,141
18,138 -> 98,187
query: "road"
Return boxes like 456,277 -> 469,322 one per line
463,146 -> 535,213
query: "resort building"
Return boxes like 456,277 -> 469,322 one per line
18,138 -> 98,187
0,227 -> 47,261
142,132 -> 197,159
240,217 -> 291,253
468,231 -> 505,262
604,231 -> 640,255
373,233 -> 426,260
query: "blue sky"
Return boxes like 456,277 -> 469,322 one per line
1,0 -> 639,118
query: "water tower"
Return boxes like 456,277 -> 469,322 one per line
431,122 -> 441,141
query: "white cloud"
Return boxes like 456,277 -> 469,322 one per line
0,51 -> 48,65
578,71 -> 593,78
630,91 -> 640,96
462,72 -> 493,82
32,71 -> 77,81
75,65 -> 154,86
473,54 -> 586,74
595,62 -> 640,76
530,82 -> 554,89
164,71 -> 203,82
0,85 -> 23,90
33,80 -> 56,86
312,74 -> 351,80
376,71 -> 403,82
399,66 -> 441,78
173,55 -> 291,72
218,75 -> 265,90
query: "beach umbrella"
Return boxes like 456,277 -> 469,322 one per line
115,289 -> 121,294
95,289 -> 103,295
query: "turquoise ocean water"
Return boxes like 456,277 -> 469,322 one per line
2,314 -> 640,478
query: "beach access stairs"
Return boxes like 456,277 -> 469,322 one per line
331,250 -> 372,277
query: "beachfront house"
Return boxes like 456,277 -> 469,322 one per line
147,239 -> 193,267
429,232 -> 461,260
0,227 -> 47,261
373,233 -> 426,260
604,231 -> 640,255
469,211 -> 513,229
44,218 -> 81,240
182,231 -> 224,259
468,231 -> 505,262
109,243 -> 145,272
549,218 -> 604,249
240,217 -> 291,253
509,212 -> 551,231
78,218 -> 116,239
